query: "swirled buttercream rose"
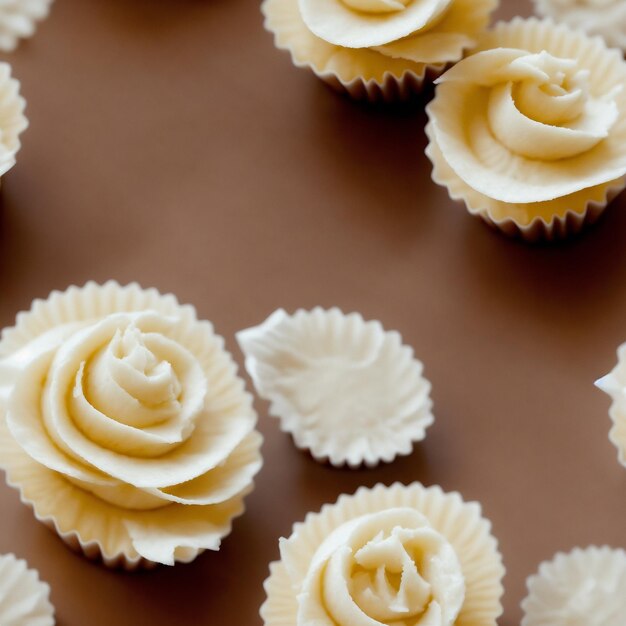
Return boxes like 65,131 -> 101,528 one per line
534,0 -> 626,51
426,19 -> 626,239
261,483 -> 505,626
0,282 -> 262,568
296,509 -> 465,625
261,0 -> 498,100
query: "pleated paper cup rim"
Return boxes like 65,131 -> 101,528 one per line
0,280 -> 263,569
238,307 -> 435,469
261,482 -> 505,625
595,362 -> 626,470
0,553 -> 55,625
425,17 -> 626,242
261,0 -> 496,102
521,545 -> 626,626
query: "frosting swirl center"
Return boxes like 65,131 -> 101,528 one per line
298,508 -> 465,625
486,51 -> 620,160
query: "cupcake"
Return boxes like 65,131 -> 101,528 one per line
425,18 -> 626,241
262,0 -> 498,102
237,308 -> 434,468
595,345 -> 626,467
533,0 -> 626,52
0,62 -> 26,182
0,1 -> 53,52
521,546 -> 626,626
0,553 -> 54,625
261,482 -> 505,625
0,281 -> 263,569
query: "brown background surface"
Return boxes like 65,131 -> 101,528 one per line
0,0 -> 625,624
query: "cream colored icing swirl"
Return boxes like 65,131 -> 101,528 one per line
293,508 -> 465,625
428,46 -> 626,203
4,310 -> 257,512
298,0 -> 460,52
485,51 -> 618,161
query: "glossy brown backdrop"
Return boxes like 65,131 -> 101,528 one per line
0,0 -> 624,624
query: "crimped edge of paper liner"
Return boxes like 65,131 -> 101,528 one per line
260,0 -> 497,103
426,121 -> 626,241
520,545 -> 626,626
2,444 -> 256,571
260,482 -> 505,625
0,280 -> 262,569
238,308 -> 434,469
0,553 -> 55,624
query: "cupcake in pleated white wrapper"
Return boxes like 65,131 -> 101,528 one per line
260,482 -> 505,625
0,281 -> 263,569
0,553 -> 54,625
521,546 -> 626,626
237,308 -> 434,468
595,344 -> 626,467
262,0 -> 498,102
533,0 -> 626,52
425,18 -> 626,241
0,1 -> 53,52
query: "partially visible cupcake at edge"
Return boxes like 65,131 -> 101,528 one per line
0,281 -> 263,569
533,0 -> 626,52
262,0 -> 498,102
426,18 -> 626,241
261,482 -> 505,625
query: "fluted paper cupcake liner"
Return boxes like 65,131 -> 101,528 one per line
426,17 -> 626,242
0,281 -> 263,569
262,0 -> 496,103
0,553 -> 54,625
261,482 -> 505,625
521,546 -> 626,625
238,308 -> 434,468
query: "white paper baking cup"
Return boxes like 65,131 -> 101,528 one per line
238,308 -> 434,468
0,553 -> 54,625
521,546 -> 626,626
0,281 -> 263,570
261,482 -> 505,625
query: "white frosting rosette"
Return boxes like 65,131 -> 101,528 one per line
595,343 -> 626,467
521,546 -> 626,626
237,308 -> 434,468
0,0 -> 53,52
426,18 -> 626,241
261,482 -> 505,626
262,0 -> 498,102
0,553 -> 54,626
0,281 -> 263,569
534,0 -> 626,52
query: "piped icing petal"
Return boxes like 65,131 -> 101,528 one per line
0,0 -> 53,52
0,553 -> 54,626
521,546 -> 626,626
237,308 -> 433,468
0,281 -> 263,567
261,483 -> 505,626
533,0 -> 626,51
